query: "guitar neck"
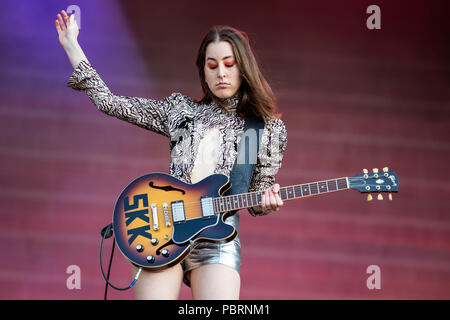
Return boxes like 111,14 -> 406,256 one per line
213,177 -> 349,213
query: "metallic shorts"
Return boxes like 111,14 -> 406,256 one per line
180,214 -> 241,287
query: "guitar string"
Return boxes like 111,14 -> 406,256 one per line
148,178 -> 368,210
146,180 -> 356,212
129,177 -> 383,215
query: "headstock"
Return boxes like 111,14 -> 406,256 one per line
349,167 -> 399,201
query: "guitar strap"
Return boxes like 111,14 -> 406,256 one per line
100,117 -> 264,236
224,115 -> 265,202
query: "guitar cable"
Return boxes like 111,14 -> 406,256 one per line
100,224 -> 142,300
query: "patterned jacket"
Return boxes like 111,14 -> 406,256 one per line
67,60 -> 288,216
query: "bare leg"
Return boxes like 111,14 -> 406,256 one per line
190,264 -> 240,300
131,263 -> 183,300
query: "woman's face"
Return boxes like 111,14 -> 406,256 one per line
204,41 -> 242,99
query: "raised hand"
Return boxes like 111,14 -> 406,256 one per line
55,10 -> 79,49
55,9 -> 88,69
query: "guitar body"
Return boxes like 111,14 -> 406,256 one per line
113,173 -> 237,270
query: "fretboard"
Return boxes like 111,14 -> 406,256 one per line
213,177 -> 349,213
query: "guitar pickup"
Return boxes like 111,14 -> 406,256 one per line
171,200 -> 185,224
200,197 -> 214,218
151,203 -> 159,231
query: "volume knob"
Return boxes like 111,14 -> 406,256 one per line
136,244 -> 144,252
146,255 -> 155,263
161,249 -> 170,257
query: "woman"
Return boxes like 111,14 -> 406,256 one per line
55,10 -> 287,300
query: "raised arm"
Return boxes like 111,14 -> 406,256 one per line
55,10 -> 89,69
55,9 -> 186,137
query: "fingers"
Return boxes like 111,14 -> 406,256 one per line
62,10 -> 69,23
260,184 -> 284,213
260,190 -> 268,212
56,13 -> 66,31
55,19 -> 62,33
56,10 -> 71,30
272,184 -> 284,207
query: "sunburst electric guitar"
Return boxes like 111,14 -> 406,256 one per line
112,167 -> 399,270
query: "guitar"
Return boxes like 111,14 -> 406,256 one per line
112,167 -> 399,270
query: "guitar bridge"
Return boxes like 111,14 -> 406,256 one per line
163,203 -> 171,227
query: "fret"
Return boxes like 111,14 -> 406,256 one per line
292,186 -> 297,198
287,186 -> 294,200
301,184 -> 310,196
327,180 -> 337,191
233,195 -> 239,210
280,187 -> 294,200
318,181 -> 327,193
310,182 -> 319,195
337,178 -> 348,190
280,188 -> 285,200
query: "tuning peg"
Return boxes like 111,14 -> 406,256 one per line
383,167 -> 389,172
388,193 -> 393,201
363,169 -> 368,174
377,193 -> 383,200
372,168 -> 379,173
367,193 -> 373,201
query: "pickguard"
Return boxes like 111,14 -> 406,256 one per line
172,215 -> 218,244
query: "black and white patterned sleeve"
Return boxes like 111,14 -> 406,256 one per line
67,60 -> 185,137
247,117 -> 288,216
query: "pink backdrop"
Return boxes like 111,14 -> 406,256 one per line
0,0 -> 449,299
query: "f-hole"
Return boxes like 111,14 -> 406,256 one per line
149,181 -> 186,194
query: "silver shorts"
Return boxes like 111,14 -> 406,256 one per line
180,213 -> 241,287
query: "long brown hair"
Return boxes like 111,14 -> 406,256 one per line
196,26 -> 280,121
